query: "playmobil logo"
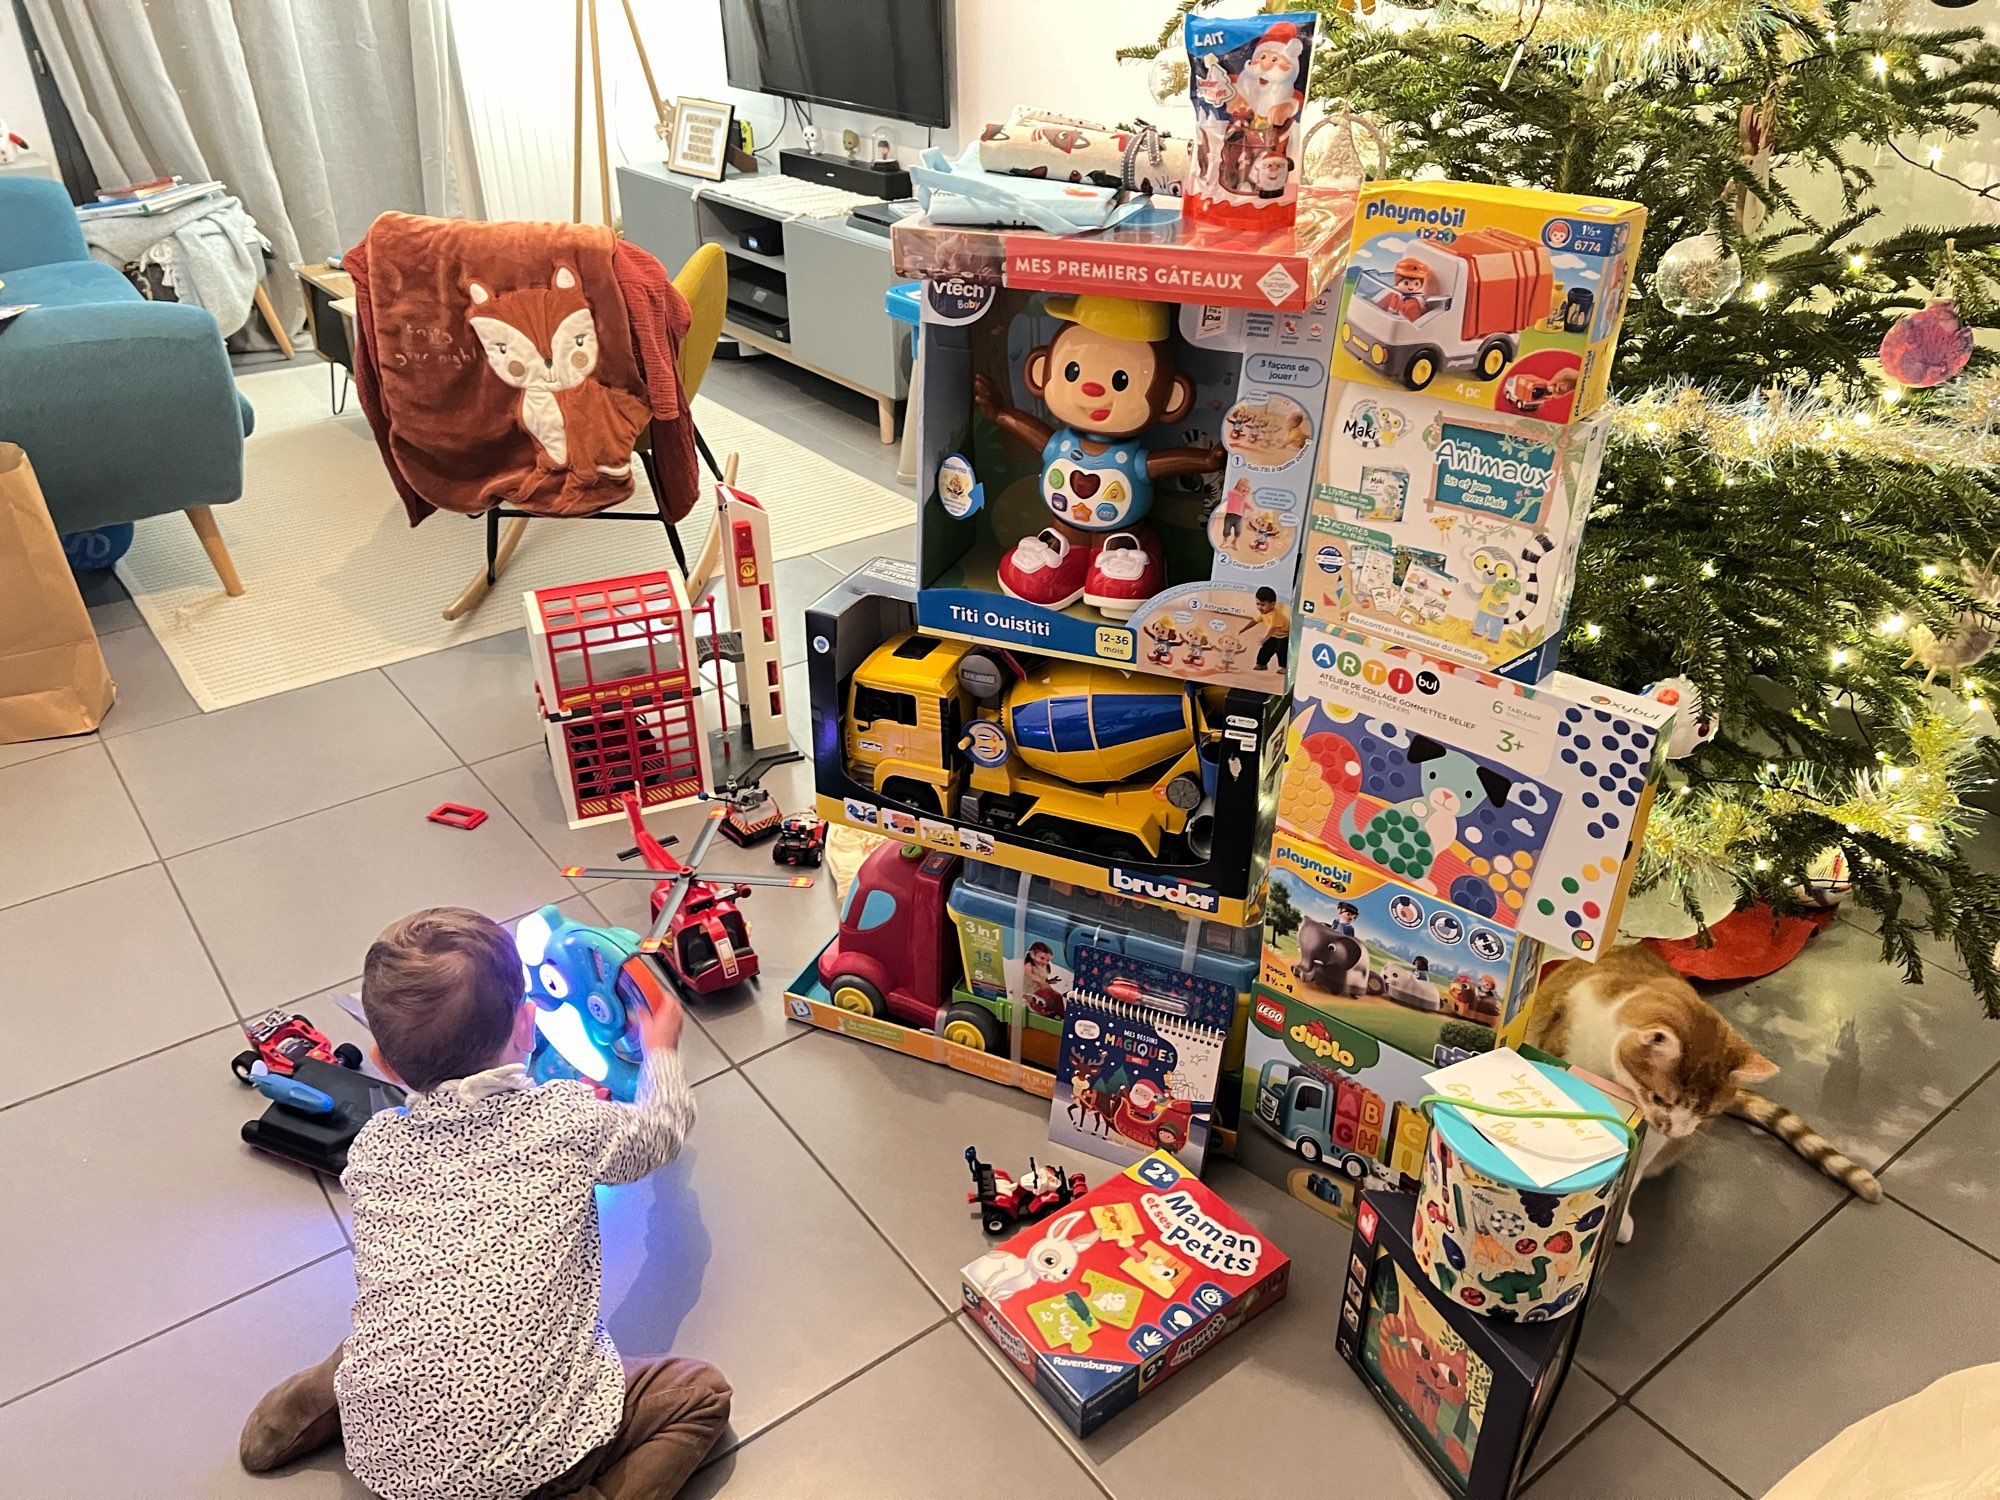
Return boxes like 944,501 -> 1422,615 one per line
1365,200 -> 1468,230
1110,869 -> 1222,913
1277,847 -> 1354,892
1289,1022 -> 1358,1070
1142,1189 -> 1263,1275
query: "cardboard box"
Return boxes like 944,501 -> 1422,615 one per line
1260,834 -> 1545,1063
1338,1191 -> 1590,1498
962,1150 -> 1290,1435
892,216 -> 1345,695
1300,383 -> 1606,670
1236,988 -> 1435,1226
808,560 -> 1286,927
1333,181 -> 1644,426
1282,634 -> 1676,956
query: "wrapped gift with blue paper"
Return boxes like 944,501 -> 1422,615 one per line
1412,1048 -> 1637,1322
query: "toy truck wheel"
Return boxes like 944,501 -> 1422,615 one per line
1339,1153 -> 1369,1181
882,776 -> 942,816
1402,348 -> 1442,391
942,1001 -> 1004,1053
957,653 -> 1007,702
334,1043 -> 364,1070
827,975 -> 888,1018
982,1207 -> 1012,1235
1164,772 -> 1202,812
1296,1136 -> 1323,1164
1475,336 -> 1514,380
231,1049 -> 261,1084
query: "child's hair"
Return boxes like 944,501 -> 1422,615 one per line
361,907 -> 524,1091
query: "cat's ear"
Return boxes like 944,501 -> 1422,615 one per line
1732,1050 -> 1779,1084
1638,1026 -> 1682,1063
553,266 -> 578,290
1406,733 -> 1444,765
1475,766 -> 1515,808
468,281 -> 492,306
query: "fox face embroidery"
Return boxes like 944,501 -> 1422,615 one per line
468,267 -> 632,481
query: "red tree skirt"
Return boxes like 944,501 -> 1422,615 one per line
1640,902 -> 1839,983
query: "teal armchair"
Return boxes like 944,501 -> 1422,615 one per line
0,176 -> 254,594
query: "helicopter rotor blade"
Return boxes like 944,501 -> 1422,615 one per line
727,872 -> 817,889
686,805 -> 727,868
639,878 -> 692,953
561,866 -> 669,882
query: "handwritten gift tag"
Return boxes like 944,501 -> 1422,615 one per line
1424,1049 -> 1627,1188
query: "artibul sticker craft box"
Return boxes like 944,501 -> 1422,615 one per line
1280,635 -> 1676,956
1300,383 -> 1606,670
962,1150 -> 1290,1436
1333,181 -> 1644,427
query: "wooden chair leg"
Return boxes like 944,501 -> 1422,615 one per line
252,284 -> 295,359
443,514 -> 529,620
876,396 -> 898,445
185,506 -> 245,596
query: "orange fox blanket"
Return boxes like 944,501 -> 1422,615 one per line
346,214 -> 652,522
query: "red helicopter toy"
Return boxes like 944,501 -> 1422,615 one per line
562,791 -> 814,996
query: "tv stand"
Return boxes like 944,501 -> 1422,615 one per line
619,161 -> 910,445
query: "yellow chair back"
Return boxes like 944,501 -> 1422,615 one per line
672,243 -> 728,402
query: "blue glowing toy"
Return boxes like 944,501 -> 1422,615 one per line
516,904 -> 670,1102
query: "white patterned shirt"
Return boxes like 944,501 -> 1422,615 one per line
335,1049 -> 694,1500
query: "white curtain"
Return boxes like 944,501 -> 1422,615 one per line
22,0 -> 482,329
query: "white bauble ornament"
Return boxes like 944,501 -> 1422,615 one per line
1645,675 -> 1719,758
1788,848 -> 1854,908
1147,44 -> 1190,105
1653,233 -> 1744,316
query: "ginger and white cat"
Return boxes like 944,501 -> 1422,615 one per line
1528,944 -> 1881,1243
467,266 -> 647,499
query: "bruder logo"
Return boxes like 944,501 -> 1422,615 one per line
1110,869 -> 1222,913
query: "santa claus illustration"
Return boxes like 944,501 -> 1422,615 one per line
1229,21 -> 1307,129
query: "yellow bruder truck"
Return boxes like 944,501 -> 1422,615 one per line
840,631 -> 1216,861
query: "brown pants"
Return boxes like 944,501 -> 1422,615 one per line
240,1345 -> 731,1499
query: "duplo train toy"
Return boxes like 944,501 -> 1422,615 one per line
808,562 -> 1284,926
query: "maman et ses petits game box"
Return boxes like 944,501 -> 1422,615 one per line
962,1150 -> 1290,1435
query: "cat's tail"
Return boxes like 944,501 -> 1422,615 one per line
1728,1092 -> 1883,1202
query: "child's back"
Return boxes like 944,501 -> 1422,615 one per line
239,907 -> 729,1500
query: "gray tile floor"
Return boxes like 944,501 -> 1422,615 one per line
2,357 -> 1996,1498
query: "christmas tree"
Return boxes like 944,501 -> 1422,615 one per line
1129,0 -> 2000,1013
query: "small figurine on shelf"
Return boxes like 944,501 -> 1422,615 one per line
965,1146 -> 1086,1235
976,295 -> 1224,619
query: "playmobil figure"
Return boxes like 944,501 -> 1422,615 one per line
976,294 -> 1223,617
1376,256 -> 1434,321
1293,915 -> 1370,995
966,1146 -> 1085,1235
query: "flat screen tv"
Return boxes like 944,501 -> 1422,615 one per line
720,0 -> 950,130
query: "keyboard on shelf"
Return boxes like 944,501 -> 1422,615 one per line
701,174 -> 880,220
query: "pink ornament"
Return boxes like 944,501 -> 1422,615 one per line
1880,300 -> 1973,389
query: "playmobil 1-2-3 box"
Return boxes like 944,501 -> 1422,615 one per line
1334,180 -> 1644,427
962,1150 -> 1290,1436
895,222 -> 1342,695
1301,382 -> 1607,672
807,559 -> 1285,927
1280,634 -> 1676,956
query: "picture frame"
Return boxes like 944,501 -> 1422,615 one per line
666,96 -> 734,182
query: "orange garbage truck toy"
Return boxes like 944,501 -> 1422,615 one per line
1342,228 -> 1554,392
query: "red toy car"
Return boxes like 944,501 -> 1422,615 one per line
771,812 -> 827,868
966,1146 -> 1086,1235
232,1009 -> 364,1084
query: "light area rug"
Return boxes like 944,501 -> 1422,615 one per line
117,363 -> 913,710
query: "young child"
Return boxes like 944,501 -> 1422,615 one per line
239,907 -> 730,1498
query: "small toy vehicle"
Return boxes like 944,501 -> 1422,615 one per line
966,1146 -> 1085,1235
232,1009 -> 363,1084
771,812 -> 827,867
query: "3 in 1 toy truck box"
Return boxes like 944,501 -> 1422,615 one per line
1338,1191 -> 1591,1498
891,211 -> 1346,695
1259,832 -> 1544,1066
962,1150 -> 1290,1436
1334,181 -> 1644,427
807,559 -> 1285,927
1300,381 -> 1607,672
1280,633 -> 1676,958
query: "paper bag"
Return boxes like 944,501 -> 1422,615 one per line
0,444 -> 115,741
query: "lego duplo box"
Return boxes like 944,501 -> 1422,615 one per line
1299,382 -> 1606,671
807,558 -> 1286,927
1281,634 -> 1676,957
1260,832 -> 1544,1064
1338,1191 -> 1592,1499
962,1150 -> 1289,1436
1334,180 -> 1644,427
